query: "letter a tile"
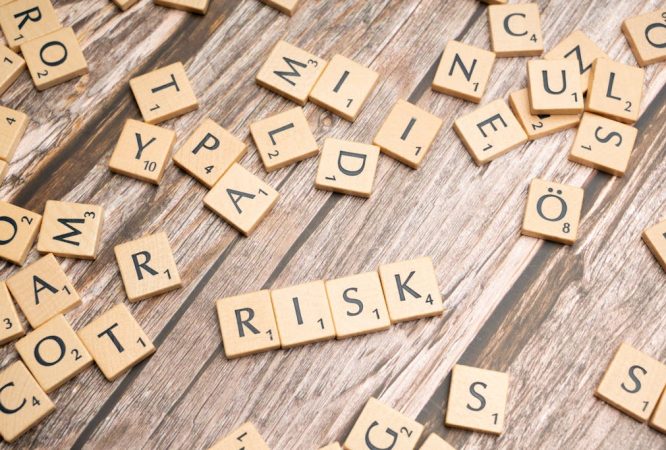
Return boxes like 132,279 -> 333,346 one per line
0,45 -> 25,96
0,106 -> 29,163
432,40 -> 496,103
622,9 -> 666,67
642,219 -> 666,272
586,58 -> 644,124
419,433 -> 456,450
544,31 -> 608,92
0,0 -> 61,51
315,138 -> 380,198
0,281 -> 24,345
37,200 -> 104,259
488,4 -> 543,57
0,201 -> 41,265
208,422 -> 270,450
527,59 -> 583,115
508,88 -> 579,141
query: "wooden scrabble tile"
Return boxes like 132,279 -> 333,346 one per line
36,200 -> 104,259
15,314 -> 93,393
0,0 -> 60,51
344,397 -> 424,450
650,387 -> 666,433
6,253 -> 80,328
595,343 -> 666,422
114,232 -> 181,302
419,433 -> 456,450
373,99 -> 443,169
0,281 -> 24,345
314,138 -> 379,198
250,106 -> 318,172
488,4 -> 543,57
209,422 -> 270,450
544,30 -> 608,93
216,290 -> 280,359
109,119 -> 176,185
255,40 -> 326,105
20,27 -> 88,91
78,303 -> 155,381
309,54 -> 379,122
204,163 -> 279,236
0,105 -> 29,162
260,0 -> 299,16
112,0 -> 140,11
378,257 -> 443,324
453,99 -> 527,165
319,443 -> 342,450
642,220 -> 666,272
568,112 -> 637,176
508,88 -> 579,140
0,159 -> 7,184
0,361 -> 54,443
521,178 -> 584,245
432,40 -> 495,103
622,9 -> 666,67
173,118 -> 246,188
129,62 -> 198,124
271,280 -> 335,348
0,201 -> 41,265
586,58 -> 644,124
154,0 -> 210,14
325,272 -> 390,339
527,59 -> 583,115
445,364 -> 509,435
0,45 -> 25,95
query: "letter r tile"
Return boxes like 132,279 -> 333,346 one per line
0,0 -> 61,51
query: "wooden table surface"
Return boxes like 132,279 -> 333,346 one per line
1,0 -> 665,448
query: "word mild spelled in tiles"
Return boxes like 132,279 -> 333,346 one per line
642,219 -> 666,272
0,200 -> 41,265
432,40 -> 496,103
208,422 -> 270,450
36,200 -> 104,259
315,138 -> 380,197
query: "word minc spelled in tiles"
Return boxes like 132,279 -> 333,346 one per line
0,105 -> 29,163
6,253 -> 80,328
544,30 -> 608,93
36,200 -> 104,259
595,343 -> 666,422
130,62 -> 199,124
488,3 -> 543,57
154,0 -> 210,14
453,98 -> 527,165
112,0 -> 140,11
432,40 -> 496,103
373,99 -> 443,169
527,59 -> 583,115
315,138 -> 380,197
114,232 -> 181,302
208,422 -> 270,450
344,397 -> 424,450
0,361 -> 54,443
568,112 -> 637,177
109,119 -> 177,185
256,40 -> 326,106
15,314 -> 93,393
0,45 -> 25,96
586,58 -> 644,124
78,303 -> 156,381
521,178 -> 584,245
0,201 -> 41,265
419,433 -> 456,450
445,364 -> 509,435
204,163 -> 280,236
642,219 -> 666,272
0,0 -> 61,51
650,387 -> 666,433
0,281 -> 24,345
250,106 -> 319,172
309,54 -> 379,122
622,9 -> 666,67
509,88 -> 579,140
260,0 -> 300,16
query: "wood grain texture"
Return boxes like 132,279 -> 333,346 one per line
0,0 -> 664,448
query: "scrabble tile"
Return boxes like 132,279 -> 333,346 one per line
344,397 -> 424,450
7,253 -> 80,328
36,200 -> 104,259
445,364 -> 509,435
0,201 -> 41,265
509,88 -> 579,140
595,343 -> 666,422
488,4 -> 543,57
216,290 -> 280,359
0,0 -> 60,51
129,62 -> 198,124
642,220 -> 666,272
260,0 -> 299,16
0,159 -> 7,183
419,433 -> 456,450
271,280 -> 335,348
309,54 -> 379,122
250,107 -> 318,172
319,443 -> 342,450
586,58 -> 644,124
568,112 -> 637,176
209,422 -> 270,450
453,99 -> 527,165
204,163 -> 279,236
521,178 -> 584,245
325,272 -> 390,339
0,105 -> 29,162
314,138 -> 379,198
373,99 -> 443,169
78,303 -> 155,381
622,9 -> 666,67
650,387 -> 666,433
109,119 -> 176,185
432,40 -> 496,103
0,361 -> 54,443
15,314 -> 93,393
21,27 -> 88,91
0,281 -> 24,345
154,0 -> 210,14
255,40 -> 326,106
112,0 -> 140,11
0,45 -> 25,95
527,59 -> 583,115
378,257 -> 443,324
173,118 -> 246,188
544,30 -> 608,92
114,232 -> 181,302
